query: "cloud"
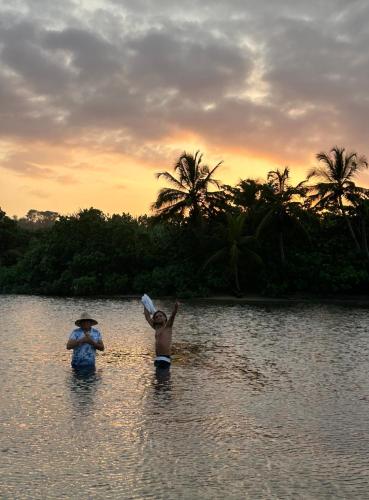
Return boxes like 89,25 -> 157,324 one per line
126,27 -> 251,98
1,150 -> 55,177
1,0 -> 369,178
0,147 -> 92,183
1,21 -> 72,95
43,27 -> 121,82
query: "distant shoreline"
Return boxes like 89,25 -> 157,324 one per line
104,293 -> 369,305
192,294 -> 369,306
2,292 -> 369,306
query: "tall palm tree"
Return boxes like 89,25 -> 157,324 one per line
203,213 -> 262,293
346,191 -> 369,259
256,167 -> 311,266
309,146 -> 368,252
152,151 -> 224,222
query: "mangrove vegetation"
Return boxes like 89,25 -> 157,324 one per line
1,147 -> 369,297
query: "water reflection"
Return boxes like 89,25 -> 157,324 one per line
3,296 -> 369,499
67,366 -> 102,417
153,367 -> 172,399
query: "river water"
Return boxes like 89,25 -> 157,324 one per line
1,295 -> 369,499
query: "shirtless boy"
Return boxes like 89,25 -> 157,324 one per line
144,301 -> 179,369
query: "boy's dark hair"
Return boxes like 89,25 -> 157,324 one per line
153,310 -> 167,321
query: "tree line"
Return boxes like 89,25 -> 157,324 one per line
1,146 -> 369,297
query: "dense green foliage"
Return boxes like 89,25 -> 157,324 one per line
1,148 -> 369,297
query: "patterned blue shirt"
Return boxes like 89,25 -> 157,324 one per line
69,327 -> 102,367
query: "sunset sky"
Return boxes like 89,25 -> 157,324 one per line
1,0 -> 369,217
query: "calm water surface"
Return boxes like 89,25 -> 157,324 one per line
1,295 -> 369,499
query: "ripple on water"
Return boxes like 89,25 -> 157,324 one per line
1,297 -> 369,499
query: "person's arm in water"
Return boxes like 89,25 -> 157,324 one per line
144,307 -> 154,328
167,301 -> 179,327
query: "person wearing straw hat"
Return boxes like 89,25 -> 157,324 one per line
66,312 -> 104,369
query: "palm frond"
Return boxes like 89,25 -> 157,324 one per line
229,243 -> 240,268
152,188 -> 186,210
307,168 -> 317,180
153,199 -> 188,219
256,208 -> 275,238
310,192 -> 337,209
316,151 -> 335,179
239,235 -> 257,246
156,171 -> 186,190
202,161 -> 223,187
242,248 -> 264,268
203,248 -> 227,269
174,153 -> 192,188
225,213 -> 246,241
296,169 -> 316,189
194,150 -> 202,166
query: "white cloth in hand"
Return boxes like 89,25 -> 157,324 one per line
141,294 -> 157,315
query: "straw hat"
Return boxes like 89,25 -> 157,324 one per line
75,312 -> 98,327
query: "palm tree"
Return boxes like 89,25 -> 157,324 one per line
309,146 -> 368,252
203,213 -> 262,293
152,151 -> 224,222
232,179 -> 265,215
256,167 -> 311,266
346,191 -> 369,259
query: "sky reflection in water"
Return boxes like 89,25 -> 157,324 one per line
1,296 -> 369,499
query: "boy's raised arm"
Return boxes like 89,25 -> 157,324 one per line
167,301 -> 179,327
144,306 -> 154,327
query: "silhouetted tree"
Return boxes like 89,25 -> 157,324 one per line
346,191 -> 369,259
309,146 -> 368,252
256,167 -> 311,266
232,179 -> 265,214
18,209 -> 59,230
204,213 -> 262,293
152,151 -> 224,222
